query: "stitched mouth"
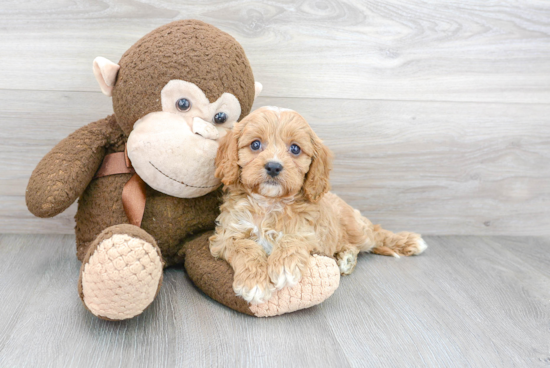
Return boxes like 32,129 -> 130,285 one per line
149,161 -> 219,189
263,179 -> 280,186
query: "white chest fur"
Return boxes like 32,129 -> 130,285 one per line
243,212 -> 283,255
227,195 -> 289,255
250,221 -> 281,254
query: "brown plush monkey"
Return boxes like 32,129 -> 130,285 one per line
26,20 -> 340,320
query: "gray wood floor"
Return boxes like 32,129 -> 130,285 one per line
0,234 -> 548,367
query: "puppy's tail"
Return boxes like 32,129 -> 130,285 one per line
353,209 -> 427,258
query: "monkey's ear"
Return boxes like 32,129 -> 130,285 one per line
93,57 -> 120,97
254,82 -> 263,100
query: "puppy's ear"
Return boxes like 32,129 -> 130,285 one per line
215,130 -> 240,187
303,136 -> 333,202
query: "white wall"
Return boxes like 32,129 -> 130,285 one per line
1,0 -> 549,235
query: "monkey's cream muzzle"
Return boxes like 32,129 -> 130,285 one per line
192,117 -> 219,140
127,111 -> 222,198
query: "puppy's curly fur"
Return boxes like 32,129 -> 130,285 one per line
210,107 -> 427,304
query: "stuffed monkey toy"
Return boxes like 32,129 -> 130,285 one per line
26,20 -> 340,320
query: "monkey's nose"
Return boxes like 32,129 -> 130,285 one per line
192,117 -> 219,140
265,162 -> 283,177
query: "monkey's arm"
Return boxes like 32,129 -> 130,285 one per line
26,115 -> 124,218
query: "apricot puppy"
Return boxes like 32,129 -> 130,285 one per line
210,107 -> 427,304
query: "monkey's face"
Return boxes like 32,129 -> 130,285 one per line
92,20 -> 262,198
125,80 -> 242,198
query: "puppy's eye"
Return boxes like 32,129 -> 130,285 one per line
213,112 -> 228,124
176,98 -> 191,112
290,144 -> 301,155
250,140 -> 261,151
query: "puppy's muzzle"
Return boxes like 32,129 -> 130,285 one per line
265,162 -> 283,177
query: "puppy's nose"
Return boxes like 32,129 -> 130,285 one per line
265,162 -> 283,177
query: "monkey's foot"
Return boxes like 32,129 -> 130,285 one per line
249,254 -> 340,317
78,225 -> 164,321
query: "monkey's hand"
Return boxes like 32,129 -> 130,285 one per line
26,115 -> 124,218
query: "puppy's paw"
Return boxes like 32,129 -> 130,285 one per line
270,265 -> 301,290
233,261 -> 273,304
234,284 -> 272,305
336,250 -> 358,275
268,250 -> 309,290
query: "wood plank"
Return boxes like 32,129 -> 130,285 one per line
0,196 -> 76,234
0,234 -> 548,366
0,1 -> 549,102
321,235 -> 550,367
484,236 -> 550,277
0,234 -> 350,367
2,90 -> 549,235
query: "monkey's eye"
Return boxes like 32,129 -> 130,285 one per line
176,98 -> 191,112
214,112 -> 228,124
250,140 -> 261,151
290,144 -> 301,155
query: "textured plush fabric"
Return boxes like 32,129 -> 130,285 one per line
78,224 -> 164,321
74,144 -> 221,265
183,232 -> 254,315
126,111 -> 222,198
249,255 -> 340,317
26,115 -> 125,218
112,19 -> 255,135
79,225 -> 164,320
